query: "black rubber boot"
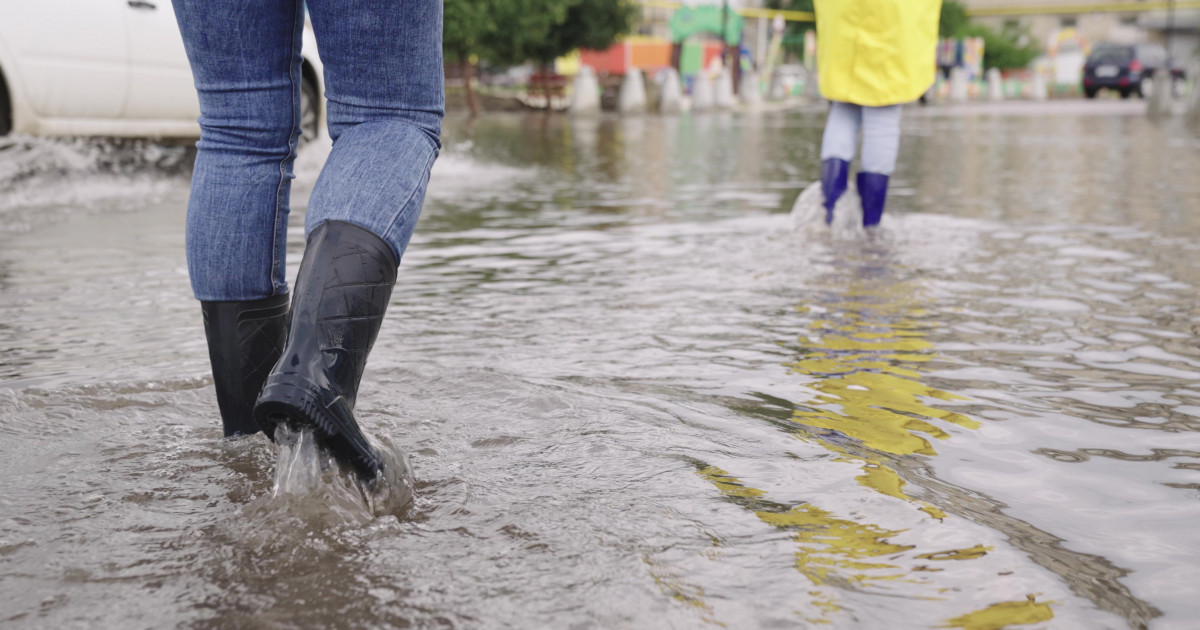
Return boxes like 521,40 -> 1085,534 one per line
254,220 -> 396,480
200,293 -> 289,437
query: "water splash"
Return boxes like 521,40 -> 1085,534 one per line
790,180 -> 877,239
270,424 -> 415,521
271,424 -> 326,495
0,135 -> 189,233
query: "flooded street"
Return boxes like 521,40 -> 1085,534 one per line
3,102 -> 1200,628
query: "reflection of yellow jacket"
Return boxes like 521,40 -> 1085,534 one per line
815,0 -> 941,107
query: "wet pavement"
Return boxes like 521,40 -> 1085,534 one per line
2,101 -> 1200,628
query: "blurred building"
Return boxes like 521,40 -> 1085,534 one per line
963,0 -> 1200,60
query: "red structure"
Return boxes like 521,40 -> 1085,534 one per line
579,38 -> 673,76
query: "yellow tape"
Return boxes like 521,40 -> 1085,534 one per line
639,0 -> 1200,23
966,1 -> 1200,17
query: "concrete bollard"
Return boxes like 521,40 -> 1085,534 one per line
692,73 -> 715,112
1148,69 -> 1173,119
1188,60 -> 1200,125
804,67 -> 821,99
740,70 -> 762,109
658,68 -> 684,114
986,68 -> 1004,102
949,66 -> 969,102
569,65 -> 601,115
1030,71 -> 1048,101
714,69 -> 736,109
618,67 -> 647,114
767,72 -> 786,101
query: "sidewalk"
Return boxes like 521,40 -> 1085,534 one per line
909,99 -> 1149,117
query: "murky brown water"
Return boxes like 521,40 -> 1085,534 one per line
2,102 -> 1200,629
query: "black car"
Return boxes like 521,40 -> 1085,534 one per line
1082,42 -> 1176,99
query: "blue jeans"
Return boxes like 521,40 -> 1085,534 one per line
819,101 -> 901,175
172,0 -> 444,301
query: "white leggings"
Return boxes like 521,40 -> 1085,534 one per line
819,101 -> 902,175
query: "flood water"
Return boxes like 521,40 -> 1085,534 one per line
2,101 -> 1200,629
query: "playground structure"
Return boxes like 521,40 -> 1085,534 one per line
571,4 -> 746,100
667,4 -> 745,90
560,4 -> 810,112
550,1 -> 1200,113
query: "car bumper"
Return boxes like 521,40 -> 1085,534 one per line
1083,75 -> 1139,89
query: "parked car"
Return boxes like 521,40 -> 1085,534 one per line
0,0 -> 323,141
1082,42 -> 1180,99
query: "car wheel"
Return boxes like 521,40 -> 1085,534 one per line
299,76 -> 319,145
1084,87 -> 1098,99
1119,89 -> 1131,99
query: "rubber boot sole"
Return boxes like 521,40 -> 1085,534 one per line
256,376 -> 384,481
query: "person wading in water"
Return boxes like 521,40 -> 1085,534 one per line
814,0 -> 940,227
171,0 -> 443,480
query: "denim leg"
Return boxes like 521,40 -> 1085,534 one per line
304,0 -> 445,264
819,101 -> 862,163
171,0 -> 303,301
859,105 -> 903,175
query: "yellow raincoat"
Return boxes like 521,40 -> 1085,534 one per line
815,0 -> 942,107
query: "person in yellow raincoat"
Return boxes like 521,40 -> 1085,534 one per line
815,0 -> 941,226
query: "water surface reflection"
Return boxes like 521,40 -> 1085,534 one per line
2,105 -> 1199,628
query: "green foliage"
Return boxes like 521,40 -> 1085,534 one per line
939,0 -> 1038,70
939,1 -> 970,38
480,0 -> 572,66
764,0 -> 815,59
529,0 -> 638,63
443,0 -> 494,60
764,0 -> 814,16
958,24 -> 1039,70
446,0 -> 636,67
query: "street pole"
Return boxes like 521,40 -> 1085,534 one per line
1167,0 -> 1176,58
722,0 -> 733,94
722,0 -> 729,69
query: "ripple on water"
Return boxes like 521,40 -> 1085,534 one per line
5,112 -> 1200,628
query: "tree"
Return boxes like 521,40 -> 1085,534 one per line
444,0 -> 636,112
963,24 -> 1039,70
479,0 -> 573,67
764,0 -> 815,60
939,0 -> 970,38
529,0 -> 636,103
444,0 -> 495,115
939,0 -> 1038,70
478,0 -> 635,108
445,0 -> 575,114
526,0 -> 637,65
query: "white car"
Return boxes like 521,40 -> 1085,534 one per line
0,0 -> 323,140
